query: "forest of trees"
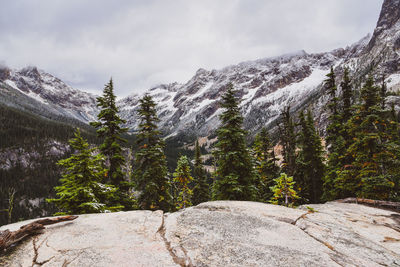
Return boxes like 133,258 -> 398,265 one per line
2,67 -> 400,220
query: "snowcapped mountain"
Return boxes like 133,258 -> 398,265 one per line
117,39 -> 368,137
2,0 -> 400,140
0,66 -> 98,123
349,0 -> 400,86
118,0 -> 400,138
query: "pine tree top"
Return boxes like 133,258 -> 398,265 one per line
219,83 -> 244,128
137,94 -> 163,146
361,75 -> 380,111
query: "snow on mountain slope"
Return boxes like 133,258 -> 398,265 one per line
117,45 -> 364,137
118,0 -> 400,138
0,66 -> 98,123
2,0 -> 400,140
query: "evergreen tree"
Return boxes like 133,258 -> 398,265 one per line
336,76 -> 394,199
270,173 -> 299,207
90,79 -> 132,209
173,155 -> 193,209
47,129 -> 121,215
296,111 -> 325,203
278,106 -> 297,177
134,94 -> 172,211
338,67 -> 355,167
387,105 -> 400,201
212,83 -> 257,201
252,128 -> 280,202
341,67 -> 353,123
325,67 -> 341,153
192,140 -> 210,205
380,76 -> 387,110
323,67 -> 346,200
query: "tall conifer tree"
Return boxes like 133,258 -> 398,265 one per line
134,94 -> 172,211
387,105 -> 400,200
192,140 -> 210,205
323,68 -> 345,200
325,67 -> 341,153
296,111 -> 325,203
336,76 -> 394,199
278,106 -> 297,177
90,79 -> 132,209
252,128 -> 280,202
380,76 -> 387,110
341,68 -> 353,123
212,84 -> 257,201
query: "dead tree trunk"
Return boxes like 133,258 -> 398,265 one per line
0,215 -> 78,253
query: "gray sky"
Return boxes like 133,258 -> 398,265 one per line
0,0 -> 383,97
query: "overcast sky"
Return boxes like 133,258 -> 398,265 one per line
0,0 -> 383,97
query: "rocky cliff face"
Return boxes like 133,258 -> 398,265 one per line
1,201 -> 399,266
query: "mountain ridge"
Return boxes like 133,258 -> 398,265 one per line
1,0 -> 399,140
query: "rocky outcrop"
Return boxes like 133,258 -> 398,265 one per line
366,0 -> 400,53
0,67 -> 10,81
1,201 -> 399,266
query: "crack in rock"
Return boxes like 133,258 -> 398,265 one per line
293,216 -> 370,267
157,212 -> 193,267
275,212 -> 350,266
31,237 -> 54,266
61,252 -> 83,267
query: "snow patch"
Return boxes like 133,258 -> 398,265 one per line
253,68 -> 328,112
387,73 -> 400,89
4,79 -> 18,89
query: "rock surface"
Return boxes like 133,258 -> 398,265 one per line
1,201 -> 400,267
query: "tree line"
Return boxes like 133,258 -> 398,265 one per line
47,68 -> 400,214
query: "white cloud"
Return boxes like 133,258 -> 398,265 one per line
0,0 -> 383,97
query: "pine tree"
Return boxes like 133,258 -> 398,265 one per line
47,129 -> 122,215
325,67 -> 341,153
338,67 -> 355,168
380,76 -> 387,110
212,83 -> 257,201
341,67 -> 353,123
296,111 -> 325,203
134,94 -> 172,211
90,79 -> 132,209
387,105 -> 400,201
192,140 -> 210,205
336,76 -> 394,199
270,173 -> 299,207
252,128 -> 280,202
278,106 -> 297,177
173,155 -> 193,210
322,67 -> 346,200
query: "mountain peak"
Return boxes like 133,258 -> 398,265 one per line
366,0 -> 400,53
0,65 -> 10,81
19,66 -> 41,80
377,0 -> 400,30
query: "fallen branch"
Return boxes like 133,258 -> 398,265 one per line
336,198 -> 400,212
0,215 -> 78,253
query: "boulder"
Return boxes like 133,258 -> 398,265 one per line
1,201 -> 399,266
